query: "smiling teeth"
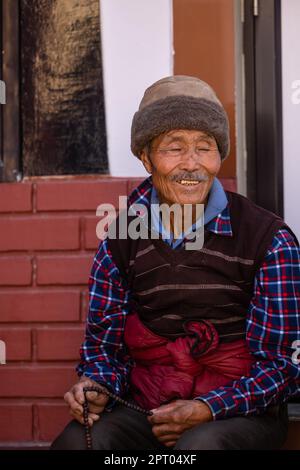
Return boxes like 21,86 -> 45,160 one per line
179,180 -> 199,185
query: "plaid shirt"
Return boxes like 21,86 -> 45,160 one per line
77,177 -> 300,418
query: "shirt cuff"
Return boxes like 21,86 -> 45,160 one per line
193,390 -> 245,420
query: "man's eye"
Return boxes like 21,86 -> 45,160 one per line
158,147 -> 180,153
197,147 -> 209,152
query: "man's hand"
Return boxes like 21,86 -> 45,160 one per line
147,399 -> 213,447
64,376 -> 110,427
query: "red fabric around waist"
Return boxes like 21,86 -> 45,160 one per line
124,312 -> 255,410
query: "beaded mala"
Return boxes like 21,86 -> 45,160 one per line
82,386 -> 153,450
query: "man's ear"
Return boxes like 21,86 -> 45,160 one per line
140,149 -> 153,174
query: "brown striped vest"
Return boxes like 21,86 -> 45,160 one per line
107,191 -> 291,343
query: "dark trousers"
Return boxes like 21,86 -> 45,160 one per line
50,400 -> 288,450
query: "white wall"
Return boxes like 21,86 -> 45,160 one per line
99,0 -> 173,177
281,0 -> 300,239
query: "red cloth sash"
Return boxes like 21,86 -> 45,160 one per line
124,312 -> 255,410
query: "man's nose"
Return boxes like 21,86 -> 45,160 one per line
179,148 -> 201,171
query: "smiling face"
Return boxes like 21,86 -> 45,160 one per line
140,129 -> 222,206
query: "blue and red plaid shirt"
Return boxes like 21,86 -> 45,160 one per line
77,177 -> 300,419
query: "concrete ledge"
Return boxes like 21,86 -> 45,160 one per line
288,403 -> 300,422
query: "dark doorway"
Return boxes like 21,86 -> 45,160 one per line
243,0 -> 283,216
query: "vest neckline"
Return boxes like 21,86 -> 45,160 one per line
150,228 -> 215,266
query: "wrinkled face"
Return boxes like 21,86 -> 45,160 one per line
140,129 -> 222,205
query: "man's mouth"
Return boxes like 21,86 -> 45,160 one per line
176,179 -> 202,186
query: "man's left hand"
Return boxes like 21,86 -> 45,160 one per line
147,399 -> 213,447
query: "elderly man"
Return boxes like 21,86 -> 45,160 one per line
51,76 -> 300,450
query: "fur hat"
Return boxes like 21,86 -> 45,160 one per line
131,75 -> 230,160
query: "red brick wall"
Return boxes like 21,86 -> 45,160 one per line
0,176 -> 236,448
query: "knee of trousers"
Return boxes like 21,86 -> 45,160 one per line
174,424 -> 231,451
50,420 -> 87,450
50,419 -> 128,451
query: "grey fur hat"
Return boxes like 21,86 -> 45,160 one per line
131,75 -> 230,160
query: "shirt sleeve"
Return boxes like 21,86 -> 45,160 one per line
76,238 -> 134,403
195,228 -> 300,419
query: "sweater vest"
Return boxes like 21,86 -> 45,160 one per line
107,191 -> 293,343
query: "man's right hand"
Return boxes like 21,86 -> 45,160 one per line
64,376 -> 110,427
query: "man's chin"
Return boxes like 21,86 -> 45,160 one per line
173,190 -> 209,206
167,197 -> 207,206
171,181 -> 210,204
